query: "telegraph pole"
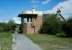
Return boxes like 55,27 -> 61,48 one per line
57,7 -> 66,22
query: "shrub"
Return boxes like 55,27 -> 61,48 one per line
62,17 -> 72,37
39,14 -> 62,35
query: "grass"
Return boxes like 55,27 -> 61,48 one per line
27,33 -> 72,50
0,32 -> 12,50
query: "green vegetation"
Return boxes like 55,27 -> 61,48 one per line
39,14 -> 72,37
27,34 -> 72,50
62,17 -> 72,36
0,20 -> 16,33
0,20 -> 15,50
39,14 -> 62,35
0,32 -> 12,50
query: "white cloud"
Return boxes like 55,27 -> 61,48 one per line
50,0 -> 72,19
13,17 -> 21,24
42,0 -> 50,4
0,20 -> 9,23
0,17 -> 21,24
8,0 -> 72,23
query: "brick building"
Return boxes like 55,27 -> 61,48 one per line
18,9 -> 46,33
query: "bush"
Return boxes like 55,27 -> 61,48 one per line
39,14 -> 62,35
0,20 -> 16,32
62,17 -> 72,37
56,32 -> 66,37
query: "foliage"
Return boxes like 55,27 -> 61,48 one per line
39,14 -> 62,35
0,20 -> 16,32
0,23 -> 8,32
62,17 -> 72,36
7,20 -> 16,32
39,14 -> 72,37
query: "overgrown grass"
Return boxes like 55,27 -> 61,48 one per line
0,32 -> 12,50
27,33 -> 72,50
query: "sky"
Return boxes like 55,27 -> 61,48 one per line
0,0 -> 72,23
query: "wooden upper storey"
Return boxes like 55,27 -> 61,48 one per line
18,14 -> 37,18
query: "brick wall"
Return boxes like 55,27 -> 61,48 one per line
23,14 -> 43,33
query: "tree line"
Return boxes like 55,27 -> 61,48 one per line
39,14 -> 72,37
0,20 -> 16,33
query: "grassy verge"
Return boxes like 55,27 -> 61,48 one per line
0,32 -> 12,50
27,33 -> 72,50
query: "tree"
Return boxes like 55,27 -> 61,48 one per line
0,22 -> 9,32
0,20 -> 16,32
39,14 -> 62,35
62,17 -> 72,36
7,20 -> 16,32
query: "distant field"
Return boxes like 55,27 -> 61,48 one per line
27,33 -> 72,50
0,32 -> 12,50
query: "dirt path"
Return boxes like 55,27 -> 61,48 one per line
12,33 -> 42,50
